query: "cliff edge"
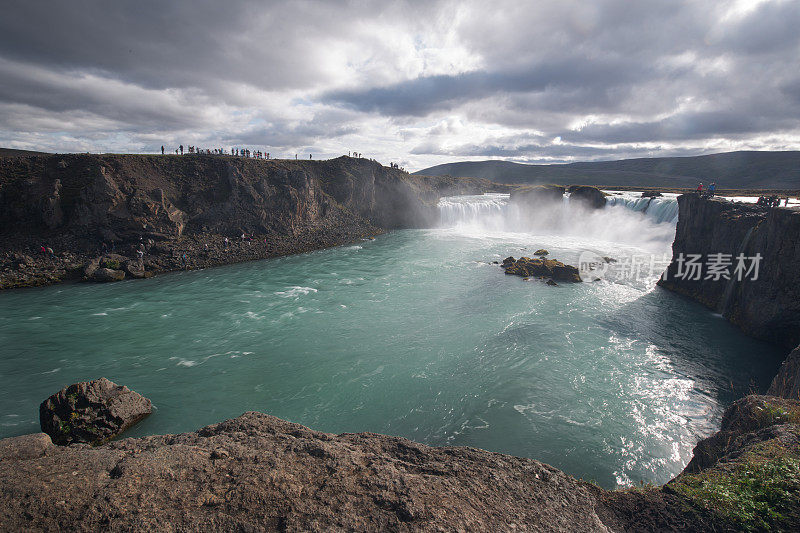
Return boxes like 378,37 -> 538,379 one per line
0,154 -> 499,289
658,195 -> 800,349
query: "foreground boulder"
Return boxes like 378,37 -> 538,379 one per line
2,408 -> 795,531
39,378 -> 152,445
504,256 -> 582,282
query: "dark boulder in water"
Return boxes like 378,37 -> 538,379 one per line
534,249 -> 549,256
567,185 -> 607,209
39,377 -> 152,446
503,256 -> 581,283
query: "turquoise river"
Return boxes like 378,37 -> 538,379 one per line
0,192 -> 785,489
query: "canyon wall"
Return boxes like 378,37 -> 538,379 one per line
0,154 -> 496,241
0,154 -> 499,288
659,194 -> 800,350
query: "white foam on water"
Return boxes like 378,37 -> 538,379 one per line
274,286 -> 318,298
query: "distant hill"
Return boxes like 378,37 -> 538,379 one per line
415,151 -> 800,189
0,148 -> 50,157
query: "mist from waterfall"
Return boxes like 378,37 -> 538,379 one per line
437,191 -> 678,252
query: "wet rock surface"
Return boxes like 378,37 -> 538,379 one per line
39,378 -> 152,446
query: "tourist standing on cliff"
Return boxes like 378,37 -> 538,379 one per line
161,145 -> 164,155
708,182 -> 716,196
696,183 -> 703,194
179,145 -> 183,155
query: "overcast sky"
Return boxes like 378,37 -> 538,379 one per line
1,0 -> 799,170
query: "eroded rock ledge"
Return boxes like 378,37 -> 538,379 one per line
3,400 -> 799,531
0,412 -> 611,532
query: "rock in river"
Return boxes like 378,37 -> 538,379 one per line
39,377 -> 152,446
503,256 -> 581,283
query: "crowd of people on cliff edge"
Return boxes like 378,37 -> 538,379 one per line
156,146 -> 411,172
757,195 -> 788,208
696,182 -> 792,207
160,145 -> 279,159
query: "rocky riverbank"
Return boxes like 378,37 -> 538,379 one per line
0,153 -> 504,290
3,388 -> 798,532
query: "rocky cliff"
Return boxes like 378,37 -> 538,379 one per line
0,154 -> 499,289
7,404 -> 796,531
659,195 -> 800,350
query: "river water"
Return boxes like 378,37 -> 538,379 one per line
0,192 -> 784,488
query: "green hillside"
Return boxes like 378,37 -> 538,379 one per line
415,151 -> 800,189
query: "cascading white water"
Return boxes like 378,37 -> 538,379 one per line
437,193 -> 509,229
605,193 -> 679,224
437,191 -> 679,250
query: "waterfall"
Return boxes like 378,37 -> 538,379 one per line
436,192 -> 678,249
605,194 -> 679,224
437,194 -> 510,229
438,192 -> 679,228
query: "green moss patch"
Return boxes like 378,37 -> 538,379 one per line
671,441 -> 800,531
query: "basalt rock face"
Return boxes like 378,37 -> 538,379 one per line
0,155 -> 443,240
0,154 -> 497,289
658,195 -> 800,349
39,377 -> 152,446
0,411 -> 614,532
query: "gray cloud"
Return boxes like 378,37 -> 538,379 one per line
322,56 -> 650,116
0,0 -> 798,168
